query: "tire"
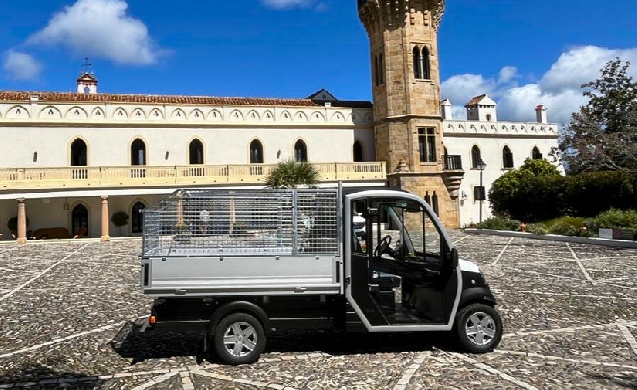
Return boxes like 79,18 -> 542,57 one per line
213,312 -> 266,365
454,303 -> 503,353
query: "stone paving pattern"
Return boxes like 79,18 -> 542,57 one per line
0,233 -> 635,389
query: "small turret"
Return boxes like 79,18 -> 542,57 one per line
76,73 -> 98,94
465,94 -> 497,122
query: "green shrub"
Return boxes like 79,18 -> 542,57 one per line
526,224 -> 548,235
475,217 -> 520,231
595,209 -> 637,230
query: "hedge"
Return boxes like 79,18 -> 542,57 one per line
490,169 -> 637,222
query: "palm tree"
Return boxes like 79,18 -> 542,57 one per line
265,159 -> 319,189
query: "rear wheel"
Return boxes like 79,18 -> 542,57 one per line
213,312 -> 266,365
454,303 -> 502,353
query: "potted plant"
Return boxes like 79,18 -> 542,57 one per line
111,211 -> 129,237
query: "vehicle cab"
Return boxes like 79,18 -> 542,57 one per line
344,189 -> 502,352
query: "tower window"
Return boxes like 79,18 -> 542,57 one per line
418,127 -> 437,163
413,46 -> 422,79
421,47 -> 430,79
413,45 -> 431,80
532,146 -> 543,160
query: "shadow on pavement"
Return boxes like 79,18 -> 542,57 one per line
588,373 -> 637,389
0,365 -> 104,389
110,320 -> 456,365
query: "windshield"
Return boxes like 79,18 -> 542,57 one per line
368,199 -> 442,261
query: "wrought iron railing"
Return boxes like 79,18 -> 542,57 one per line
443,155 -> 463,170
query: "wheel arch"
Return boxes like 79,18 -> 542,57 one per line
209,300 -> 270,335
459,287 -> 497,309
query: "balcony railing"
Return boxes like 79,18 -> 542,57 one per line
443,155 -> 463,170
0,162 -> 387,191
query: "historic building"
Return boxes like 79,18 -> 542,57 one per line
0,0 -> 559,242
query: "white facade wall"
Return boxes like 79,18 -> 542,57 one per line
0,102 -> 376,167
443,119 -> 559,227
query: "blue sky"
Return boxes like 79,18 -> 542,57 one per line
1,0 -> 637,125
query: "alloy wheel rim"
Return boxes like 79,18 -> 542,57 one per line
464,311 -> 496,346
223,321 -> 258,357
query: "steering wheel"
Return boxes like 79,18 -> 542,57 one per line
375,235 -> 392,257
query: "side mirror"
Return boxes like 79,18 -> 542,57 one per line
367,207 -> 379,217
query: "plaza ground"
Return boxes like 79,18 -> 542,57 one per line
0,233 -> 636,389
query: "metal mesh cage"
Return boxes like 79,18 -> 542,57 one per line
142,188 -> 340,257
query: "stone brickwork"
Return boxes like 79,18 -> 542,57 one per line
358,0 -> 462,227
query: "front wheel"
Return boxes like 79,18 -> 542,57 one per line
454,303 -> 502,353
213,312 -> 266,365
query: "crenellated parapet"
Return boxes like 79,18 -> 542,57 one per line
358,0 -> 445,33
0,93 -> 374,128
443,119 -> 559,138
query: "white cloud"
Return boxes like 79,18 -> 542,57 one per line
26,0 -> 163,65
3,50 -> 42,80
441,45 -> 637,125
261,0 -> 315,9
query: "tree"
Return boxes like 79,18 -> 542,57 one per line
489,159 -> 562,222
560,58 -> 637,174
265,159 -> 319,189
110,211 -> 129,236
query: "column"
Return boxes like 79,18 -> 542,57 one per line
100,196 -> 110,242
16,198 -> 27,245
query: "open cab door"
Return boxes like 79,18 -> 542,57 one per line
344,190 -> 462,332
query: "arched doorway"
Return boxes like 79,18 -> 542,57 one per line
189,139 -> 204,176
294,140 -> 308,162
71,204 -> 89,237
353,141 -> 363,162
250,140 -> 264,164
71,138 -> 88,179
132,201 -> 145,234
131,139 -> 146,165
131,139 -> 146,178
189,139 -> 204,164
71,139 -> 87,166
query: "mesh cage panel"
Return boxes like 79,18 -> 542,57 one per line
142,189 -> 339,257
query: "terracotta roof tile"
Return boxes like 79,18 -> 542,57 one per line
0,91 -> 326,107
464,94 -> 487,108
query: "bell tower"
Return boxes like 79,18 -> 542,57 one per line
358,0 -> 463,227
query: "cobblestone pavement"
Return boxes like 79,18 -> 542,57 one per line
0,233 -> 636,389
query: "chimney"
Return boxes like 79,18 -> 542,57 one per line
535,105 -> 547,124
441,99 -> 453,120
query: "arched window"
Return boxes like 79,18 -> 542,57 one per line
422,47 -> 431,79
71,204 -> 89,237
503,146 -> 514,168
413,46 -> 422,79
353,141 -> 364,162
532,146 -> 542,160
249,140 -> 263,164
471,145 -> 482,169
294,140 -> 308,162
131,139 -> 146,166
71,139 -> 87,166
132,202 -> 145,234
189,139 -> 204,165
